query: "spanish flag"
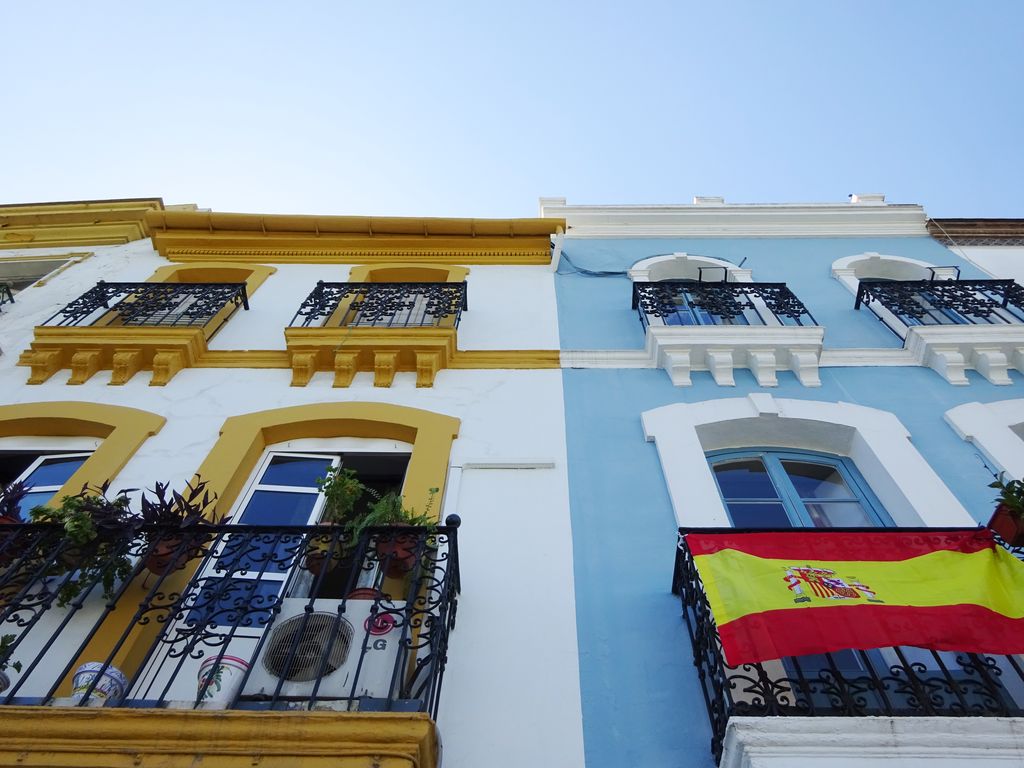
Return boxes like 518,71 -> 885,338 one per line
686,528 -> 1024,666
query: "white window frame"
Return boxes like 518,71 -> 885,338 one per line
641,393 -> 973,528
945,399 -> 1024,481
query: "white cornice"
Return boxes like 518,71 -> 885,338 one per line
539,199 -> 929,238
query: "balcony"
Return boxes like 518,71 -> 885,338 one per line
855,279 -> 1024,385
19,281 -> 249,385
0,521 -> 457,765
631,281 -> 824,387
284,281 -> 468,388
673,527 -> 1024,765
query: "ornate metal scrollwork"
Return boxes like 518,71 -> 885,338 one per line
0,520 -> 459,716
0,284 -> 13,310
290,281 -> 468,328
43,282 -> 249,328
632,281 -> 817,329
855,279 -> 1024,326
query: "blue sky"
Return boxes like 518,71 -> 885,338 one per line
2,1 -> 1021,218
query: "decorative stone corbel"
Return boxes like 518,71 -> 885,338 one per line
150,349 -> 187,386
374,351 -> 398,388
24,350 -> 63,384
67,350 -> 103,385
415,350 -> 443,388
746,349 -> 778,387
660,349 -> 692,386
109,349 -> 143,386
332,351 -> 359,388
789,349 -> 822,387
706,350 -> 736,386
971,348 -> 1012,385
289,351 -> 318,387
926,347 -> 969,385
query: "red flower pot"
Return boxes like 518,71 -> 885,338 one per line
375,529 -> 419,578
987,503 -> 1024,546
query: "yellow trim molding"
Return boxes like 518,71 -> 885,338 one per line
19,326 -> 212,386
196,401 -> 460,516
147,210 -> 564,265
0,402 -> 165,497
149,261 -> 276,295
0,199 -> 165,249
348,263 -> 470,283
449,349 -> 561,368
0,708 -> 438,768
285,327 -> 458,388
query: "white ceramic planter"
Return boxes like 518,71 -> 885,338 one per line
197,654 -> 250,707
71,662 -> 128,703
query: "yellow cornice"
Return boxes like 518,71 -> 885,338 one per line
0,708 -> 438,768
0,199 -> 165,249
147,210 -> 565,264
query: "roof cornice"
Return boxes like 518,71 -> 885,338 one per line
0,199 -> 166,249
146,211 -> 565,264
928,218 -> 1024,246
539,198 -> 928,238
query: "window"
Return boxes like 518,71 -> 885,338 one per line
0,452 -> 91,519
194,449 -> 410,621
708,449 -> 893,528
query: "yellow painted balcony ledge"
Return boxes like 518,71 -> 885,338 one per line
147,209 -> 565,265
0,707 -> 438,768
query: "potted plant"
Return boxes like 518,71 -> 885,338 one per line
349,488 -> 438,578
0,633 -> 22,694
29,482 -> 137,607
303,467 -> 365,576
138,477 -> 219,575
987,472 -> 1024,546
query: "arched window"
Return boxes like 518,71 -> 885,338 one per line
707,449 -> 892,528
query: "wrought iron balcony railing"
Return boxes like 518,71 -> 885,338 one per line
0,284 -> 13,311
632,281 -> 818,330
673,527 -> 1024,764
0,521 -> 459,715
855,279 -> 1024,332
42,281 -> 249,328
290,281 -> 467,328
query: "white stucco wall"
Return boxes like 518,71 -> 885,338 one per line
0,239 -> 583,768
955,245 -> 1024,283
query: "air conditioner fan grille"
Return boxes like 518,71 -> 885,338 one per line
262,611 -> 354,682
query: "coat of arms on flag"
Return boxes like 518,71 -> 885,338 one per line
784,565 -> 883,604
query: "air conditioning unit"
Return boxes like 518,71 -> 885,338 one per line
242,597 -> 406,709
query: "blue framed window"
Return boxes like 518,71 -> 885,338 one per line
661,280 -> 750,327
707,449 -> 893,528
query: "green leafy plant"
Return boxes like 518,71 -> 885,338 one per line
29,482 -> 138,607
0,633 -> 22,674
990,472 -> 1024,519
345,486 -> 439,545
138,477 -> 221,574
316,467 -> 366,525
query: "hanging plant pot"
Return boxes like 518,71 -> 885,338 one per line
71,662 -> 128,704
375,527 -> 420,578
346,587 -> 384,601
303,534 -> 341,577
197,655 -> 250,708
144,536 -> 204,576
987,503 -> 1024,546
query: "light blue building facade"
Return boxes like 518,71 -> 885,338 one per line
543,198 -> 1024,768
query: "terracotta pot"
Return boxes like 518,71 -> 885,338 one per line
375,528 -> 419,578
144,537 -> 201,576
987,504 -> 1024,546
345,587 -> 384,601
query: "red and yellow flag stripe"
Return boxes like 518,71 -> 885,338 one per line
687,529 -> 1024,665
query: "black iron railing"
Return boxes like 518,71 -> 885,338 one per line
289,281 -> 467,328
0,284 -> 13,310
632,281 -> 817,330
855,279 -> 1024,334
0,521 -> 459,716
43,282 -> 249,328
673,527 -> 1024,764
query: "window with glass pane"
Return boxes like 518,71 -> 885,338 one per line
1,452 -> 92,520
709,449 -> 892,528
